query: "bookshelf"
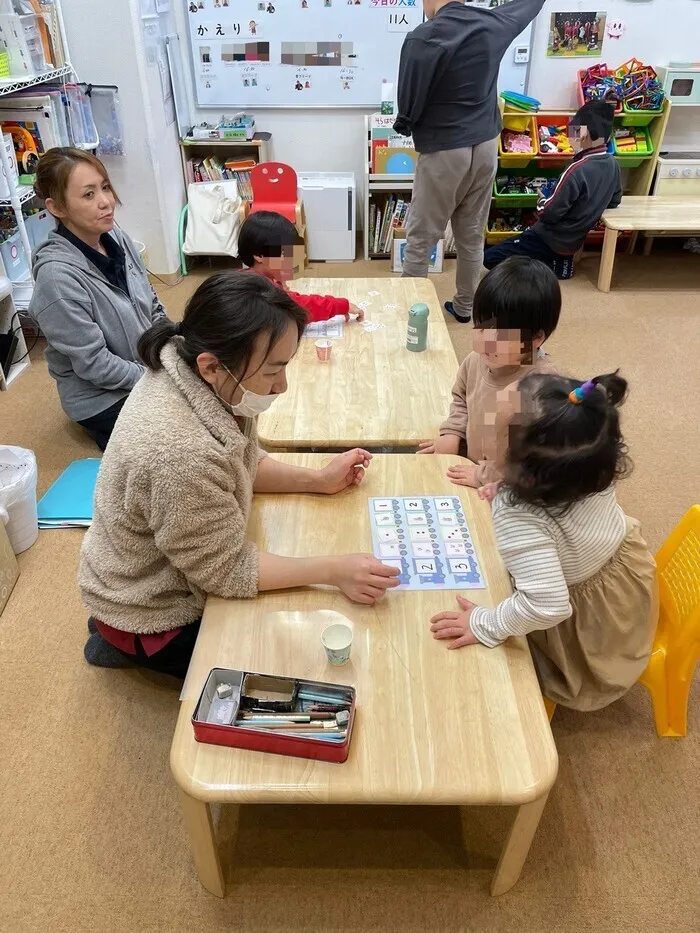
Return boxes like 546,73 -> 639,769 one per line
179,135 -> 274,196
0,0 -> 79,389
362,116 -> 456,263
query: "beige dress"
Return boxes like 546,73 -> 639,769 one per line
528,517 -> 658,711
469,490 -> 658,712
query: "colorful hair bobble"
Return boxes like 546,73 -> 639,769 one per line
568,380 -> 597,404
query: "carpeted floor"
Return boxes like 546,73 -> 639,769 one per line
1,250 -> 699,933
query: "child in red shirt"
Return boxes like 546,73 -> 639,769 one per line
238,210 -> 364,323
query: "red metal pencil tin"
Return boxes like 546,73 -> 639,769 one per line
192,668 -> 356,763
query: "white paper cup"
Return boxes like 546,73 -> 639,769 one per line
321,622 -> 353,666
315,339 -> 333,361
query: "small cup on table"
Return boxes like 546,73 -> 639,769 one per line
321,623 -> 353,666
315,339 -> 333,362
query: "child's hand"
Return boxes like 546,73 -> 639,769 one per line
347,303 -> 365,322
430,596 -> 480,649
418,435 -> 461,456
447,463 -> 478,487
477,482 -> 500,504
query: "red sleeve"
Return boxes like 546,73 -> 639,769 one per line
287,290 -> 350,323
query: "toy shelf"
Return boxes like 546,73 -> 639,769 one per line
362,100 -> 671,261
493,102 -> 672,248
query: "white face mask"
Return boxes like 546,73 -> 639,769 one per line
216,364 -> 278,418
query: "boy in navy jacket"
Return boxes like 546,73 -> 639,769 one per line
484,101 -> 622,278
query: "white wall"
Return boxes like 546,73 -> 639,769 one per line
64,0 -> 700,266
528,0 -> 700,149
62,0 -> 184,274
173,0 -> 700,181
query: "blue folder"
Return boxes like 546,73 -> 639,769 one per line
37,458 -> 101,527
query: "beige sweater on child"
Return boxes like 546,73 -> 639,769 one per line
439,350 -> 558,484
78,341 -> 261,634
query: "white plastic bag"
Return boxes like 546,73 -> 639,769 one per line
0,446 -> 38,554
183,182 -> 242,257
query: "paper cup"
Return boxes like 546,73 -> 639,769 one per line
321,623 -> 353,666
315,339 -> 333,361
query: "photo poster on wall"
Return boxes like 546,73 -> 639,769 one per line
547,11 -> 607,58
185,0 -> 423,108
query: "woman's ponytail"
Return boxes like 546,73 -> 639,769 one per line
138,319 -> 180,371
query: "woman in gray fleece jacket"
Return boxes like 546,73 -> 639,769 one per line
29,148 -> 168,450
80,273 -> 400,677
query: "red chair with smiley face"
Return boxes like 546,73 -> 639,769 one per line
249,161 -> 307,266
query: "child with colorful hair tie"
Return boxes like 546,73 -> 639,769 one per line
430,371 -> 658,712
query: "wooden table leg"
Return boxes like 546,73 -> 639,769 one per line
598,228 -> 619,292
179,789 -> 225,897
643,235 -> 654,257
490,793 -> 549,897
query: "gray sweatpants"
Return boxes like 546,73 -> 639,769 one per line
402,138 -> 499,318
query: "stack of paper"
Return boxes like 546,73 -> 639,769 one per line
37,459 -> 101,529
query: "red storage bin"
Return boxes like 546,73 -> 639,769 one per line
536,115 -> 574,167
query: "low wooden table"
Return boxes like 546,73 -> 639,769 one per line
599,196 -> 700,291
257,278 -> 457,450
171,455 -> 558,897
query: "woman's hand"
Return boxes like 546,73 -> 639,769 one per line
347,303 -> 365,322
446,463 -> 479,487
328,554 -> 400,604
430,595 -> 481,649
314,448 -> 372,495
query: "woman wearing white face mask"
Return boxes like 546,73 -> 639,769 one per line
80,272 -> 400,677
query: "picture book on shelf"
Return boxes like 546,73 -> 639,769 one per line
370,197 -> 412,255
186,156 -> 256,199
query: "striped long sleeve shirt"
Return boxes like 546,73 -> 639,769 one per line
469,486 -> 627,647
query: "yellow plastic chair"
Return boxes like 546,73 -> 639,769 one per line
639,505 -> 700,737
543,697 -> 557,722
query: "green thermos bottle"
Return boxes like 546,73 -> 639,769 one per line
406,302 -> 429,352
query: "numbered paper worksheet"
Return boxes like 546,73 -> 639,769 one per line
304,317 -> 344,339
368,496 -> 486,591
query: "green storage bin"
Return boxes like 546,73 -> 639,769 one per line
614,124 -> 654,168
493,179 -> 540,207
493,167 -> 561,208
620,101 -> 664,127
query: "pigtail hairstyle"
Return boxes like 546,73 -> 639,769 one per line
503,370 -> 631,513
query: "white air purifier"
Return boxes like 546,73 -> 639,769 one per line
298,172 -> 356,261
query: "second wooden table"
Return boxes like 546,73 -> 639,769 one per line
257,278 -> 458,449
172,455 -> 558,899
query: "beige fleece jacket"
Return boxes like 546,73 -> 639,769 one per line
439,350 -> 558,485
78,340 -> 261,634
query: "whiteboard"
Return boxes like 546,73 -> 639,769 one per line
184,0 -> 423,108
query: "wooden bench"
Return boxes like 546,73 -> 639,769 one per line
598,196 -> 700,292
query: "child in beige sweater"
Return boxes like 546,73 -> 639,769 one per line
419,257 -> 560,488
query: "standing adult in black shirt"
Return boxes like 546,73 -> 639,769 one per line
394,0 -> 545,322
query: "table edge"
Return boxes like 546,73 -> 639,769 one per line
169,730 -> 559,807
